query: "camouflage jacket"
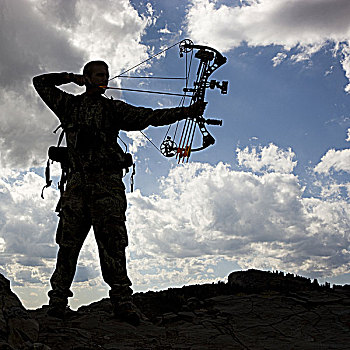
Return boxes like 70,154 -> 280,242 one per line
33,72 -> 186,173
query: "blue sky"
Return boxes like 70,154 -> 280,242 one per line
0,0 -> 349,310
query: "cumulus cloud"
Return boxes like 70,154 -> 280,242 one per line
186,0 -> 350,90
0,0 -> 154,169
0,170 -> 59,293
272,52 -> 287,67
314,148 -> 350,175
0,0 -> 83,90
0,144 -> 349,306
313,129 -> 350,198
341,44 -> 350,93
124,131 -> 149,154
187,0 -> 350,51
0,90 -> 61,170
236,143 -> 297,173
126,160 -> 349,287
0,169 -> 106,306
0,172 -> 58,260
314,128 -> 350,175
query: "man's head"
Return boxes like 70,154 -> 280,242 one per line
83,60 -> 109,93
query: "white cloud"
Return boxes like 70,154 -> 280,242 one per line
69,0 -> 153,75
0,0 -> 154,170
341,43 -> 350,93
1,146 -> 349,306
0,170 -> 60,297
126,160 -> 349,285
0,169 -> 106,307
124,131 -> 149,154
314,148 -> 350,174
158,24 -> 172,35
0,90 -> 60,169
313,129 -> 350,198
272,52 -> 287,67
236,143 -> 297,173
0,171 -> 59,260
187,0 -> 350,51
186,0 -> 350,90
0,0 -> 83,89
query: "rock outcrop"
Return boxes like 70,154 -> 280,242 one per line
1,269 -> 349,349
0,274 -> 39,349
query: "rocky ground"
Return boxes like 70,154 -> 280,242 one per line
1,269 -> 349,349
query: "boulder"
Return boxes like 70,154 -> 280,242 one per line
0,274 -> 39,349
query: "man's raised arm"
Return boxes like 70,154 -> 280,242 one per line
33,73 -> 82,118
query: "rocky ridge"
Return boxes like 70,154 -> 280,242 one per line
1,269 -> 349,349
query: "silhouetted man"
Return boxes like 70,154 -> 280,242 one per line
33,60 -> 205,325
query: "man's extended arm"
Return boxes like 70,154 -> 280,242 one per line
115,100 -> 207,132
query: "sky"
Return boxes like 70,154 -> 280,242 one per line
0,0 -> 349,310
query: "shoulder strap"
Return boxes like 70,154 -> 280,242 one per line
41,159 -> 52,199
57,127 -> 65,147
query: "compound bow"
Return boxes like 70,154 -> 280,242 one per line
105,39 -> 228,162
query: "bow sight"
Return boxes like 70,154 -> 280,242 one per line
209,80 -> 228,94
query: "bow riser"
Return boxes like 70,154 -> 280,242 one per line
175,42 -> 228,162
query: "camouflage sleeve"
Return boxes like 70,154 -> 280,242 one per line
32,73 -> 74,123
113,100 -> 187,131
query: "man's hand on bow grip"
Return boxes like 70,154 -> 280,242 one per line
185,101 -> 207,118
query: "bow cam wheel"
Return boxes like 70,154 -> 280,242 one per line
160,137 -> 177,157
179,39 -> 194,57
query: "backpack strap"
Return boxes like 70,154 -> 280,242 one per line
41,95 -> 83,201
41,124 -> 67,200
41,159 -> 52,199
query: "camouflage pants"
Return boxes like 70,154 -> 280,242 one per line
49,171 -> 132,306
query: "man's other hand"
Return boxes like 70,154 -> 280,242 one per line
72,74 -> 86,86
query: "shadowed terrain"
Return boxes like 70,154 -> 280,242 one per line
1,269 -> 349,349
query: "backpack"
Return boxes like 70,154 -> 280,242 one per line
41,125 -> 135,210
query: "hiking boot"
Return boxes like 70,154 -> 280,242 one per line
113,301 -> 142,326
47,296 -> 68,319
47,289 -> 72,318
